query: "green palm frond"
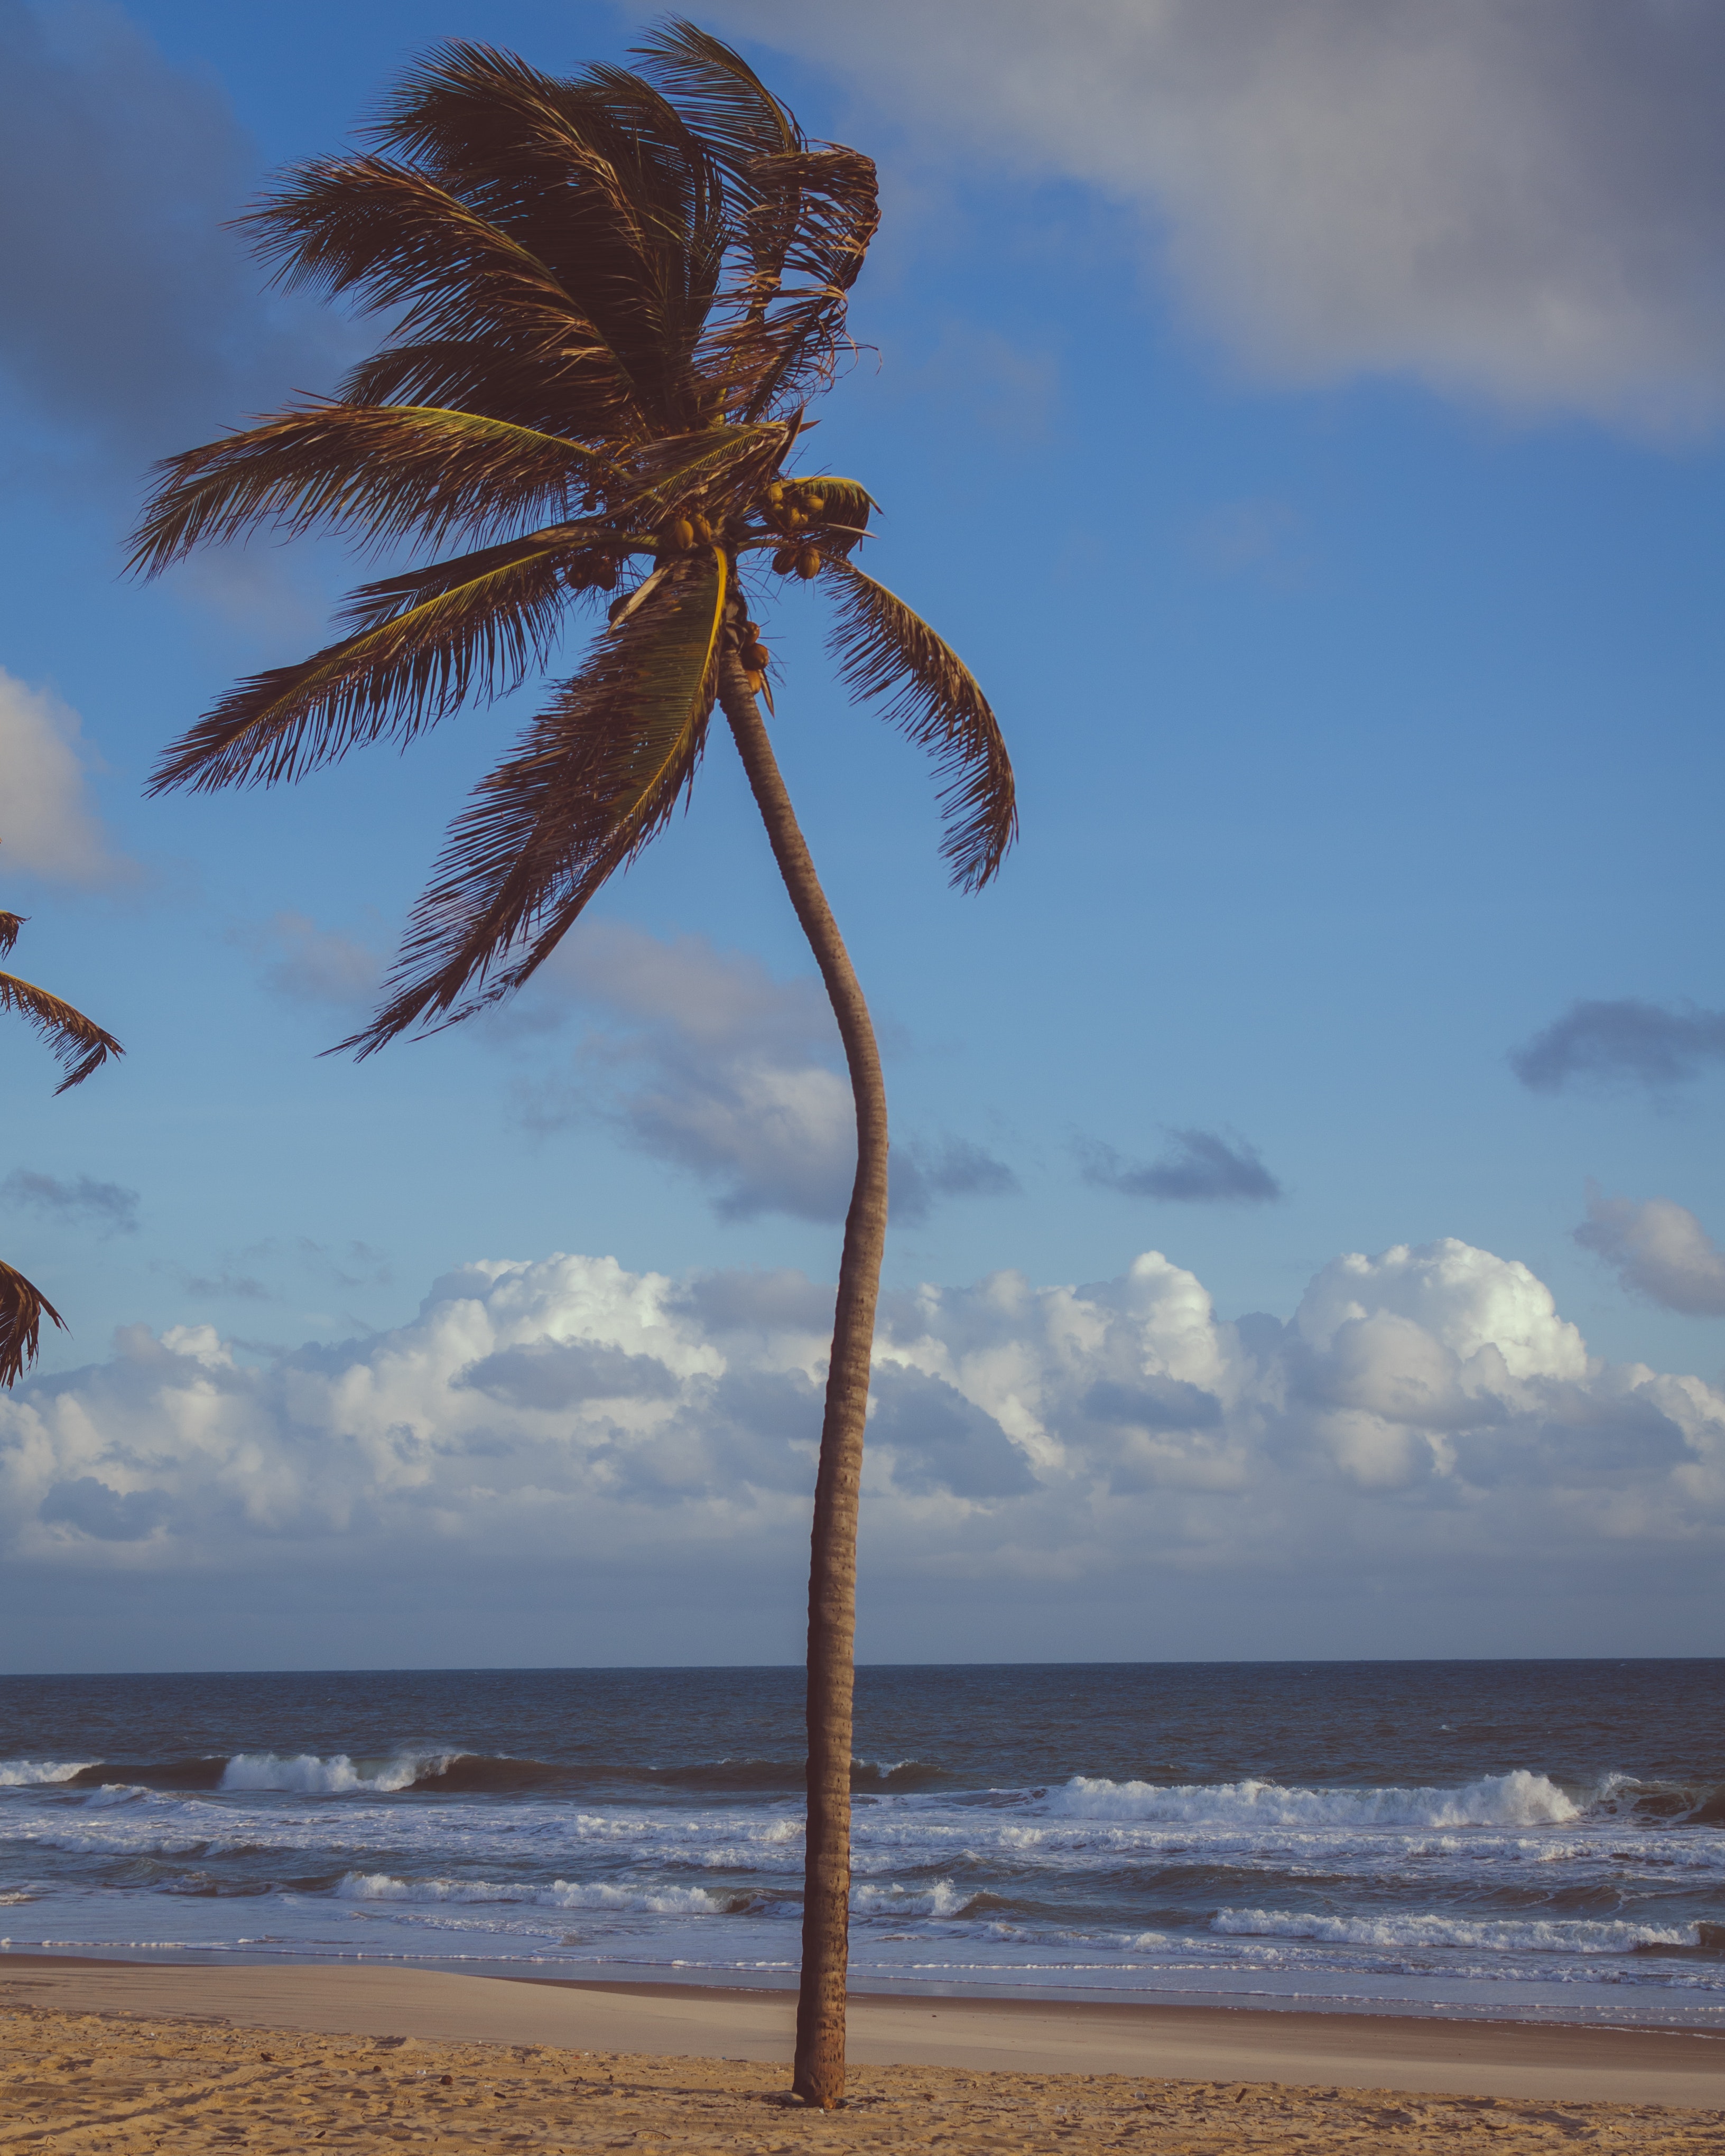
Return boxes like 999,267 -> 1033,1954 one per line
0,1259 -> 65,1390
822,557 -> 1017,890
619,420 -> 791,516
342,548 -> 730,1056
131,405 -> 613,574
0,969 -> 125,1093
147,533 -> 607,796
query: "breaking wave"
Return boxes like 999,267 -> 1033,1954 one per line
219,1752 -> 459,1795
0,1761 -> 93,1788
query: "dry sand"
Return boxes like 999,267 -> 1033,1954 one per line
2,1957 -> 1722,2153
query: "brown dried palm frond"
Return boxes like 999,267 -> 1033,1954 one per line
822,557 -> 1017,890
0,912 -> 21,957
131,404 -> 613,575
147,533 -> 605,795
0,1259 -> 65,1389
0,969 -> 125,1092
342,549 -> 730,1056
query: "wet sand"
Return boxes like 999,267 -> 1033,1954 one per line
2,1957 -> 1722,2151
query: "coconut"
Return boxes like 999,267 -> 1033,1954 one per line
742,640 -> 770,670
794,544 -> 821,580
772,548 -> 797,576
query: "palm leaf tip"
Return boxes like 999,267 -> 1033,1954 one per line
0,971 -> 124,1091
0,912 -> 22,957
0,1260 -> 66,1389
822,557 -> 1017,890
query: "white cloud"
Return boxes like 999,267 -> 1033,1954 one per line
3,1235 -> 1720,1658
1575,1185 -> 1725,1317
0,669 -> 131,886
702,0 -> 1725,427
509,922 -> 1014,1224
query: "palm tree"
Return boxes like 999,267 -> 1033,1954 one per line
131,23 -> 1014,2107
1,908 -> 124,1386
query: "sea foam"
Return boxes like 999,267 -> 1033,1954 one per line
335,1871 -> 727,1915
1048,1769 -> 1582,1829
1211,1907 -> 1701,1955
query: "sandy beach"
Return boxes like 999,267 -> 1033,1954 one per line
2,1959 -> 1722,2152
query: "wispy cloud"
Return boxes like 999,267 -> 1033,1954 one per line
1078,1127 -> 1282,1204
510,922 -> 1016,1225
2,1169 -> 138,1237
239,912 -> 386,1012
1510,999 -> 1725,1093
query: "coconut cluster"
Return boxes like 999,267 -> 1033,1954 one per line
762,480 -> 829,580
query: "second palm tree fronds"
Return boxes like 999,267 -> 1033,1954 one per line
0,908 -> 124,1387
132,22 -> 1014,2109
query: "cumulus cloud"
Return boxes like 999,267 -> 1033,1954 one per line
0,671 -> 131,886
0,0 -> 344,463
513,922 -> 1016,1224
1510,998 -> 1725,1093
702,0 -> 1725,428
1,1169 -> 138,1237
3,1237 -> 1719,1657
1575,1185 -> 1725,1317
1079,1128 -> 1282,1204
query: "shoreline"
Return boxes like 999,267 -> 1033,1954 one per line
3,1953 -> 1723,2108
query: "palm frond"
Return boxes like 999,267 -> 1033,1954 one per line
634,23 -> 876,420
822,557 -> 1016,890
619,420 -> 790,517
632,21 -> 801,169
371,42 -> 728,346
0,912 -> 21,958
0,970 -> 125,1092
0,1259 -> 65,1390
247,154 -> 657,429
147,533 -> 606,796
131,404 -> 614,575
342,549 -> 730,1056
719,147 -> 879,420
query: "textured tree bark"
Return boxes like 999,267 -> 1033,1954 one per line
718,647 -> 888,2112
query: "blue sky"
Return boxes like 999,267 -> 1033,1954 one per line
3,0 -> 1723,1668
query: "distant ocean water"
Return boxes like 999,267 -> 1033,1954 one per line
2,1662 -> 1722,2027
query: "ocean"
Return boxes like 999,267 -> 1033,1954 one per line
2,1661 -> 1721,2027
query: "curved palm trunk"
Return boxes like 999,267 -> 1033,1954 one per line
718,648 -> 888,2112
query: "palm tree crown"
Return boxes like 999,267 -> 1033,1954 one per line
133,23 -> 1014,1039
